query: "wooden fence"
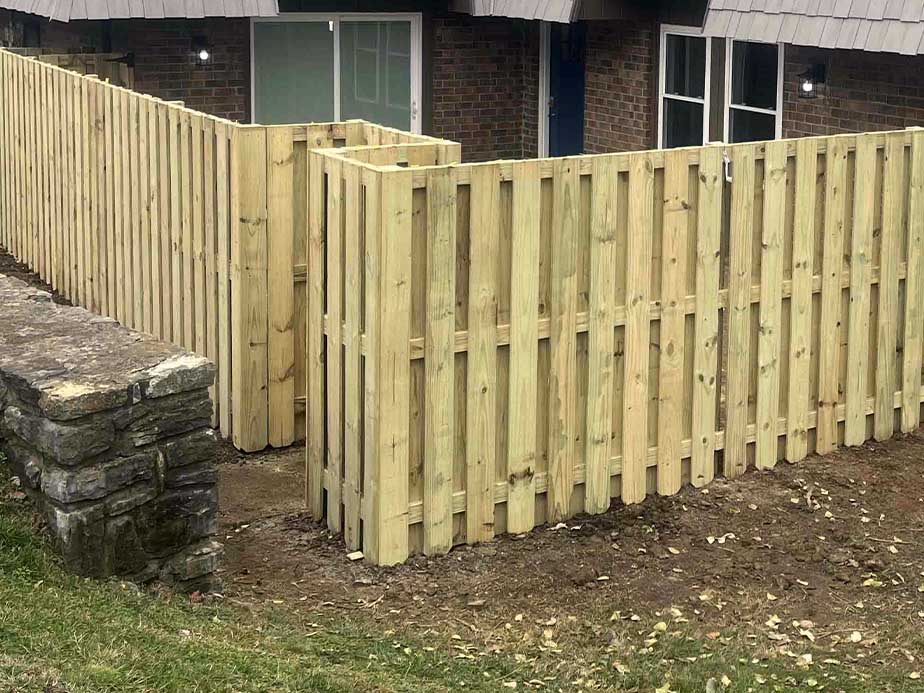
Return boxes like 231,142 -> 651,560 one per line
310,128 -> 924,565
0,47 -> 459,452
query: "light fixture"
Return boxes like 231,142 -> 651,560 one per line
798,63 -> 826,99
192,36 -> 211,66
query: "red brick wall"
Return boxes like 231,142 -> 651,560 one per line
783,45 -> 924,139
431,15 -> 539,162
110,19 -> 250,122
583,19 -> 656,154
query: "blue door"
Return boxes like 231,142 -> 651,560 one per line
548,23 -> 586,157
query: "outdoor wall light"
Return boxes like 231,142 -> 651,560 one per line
799,63 -> 826,99
192,36 -> 211,65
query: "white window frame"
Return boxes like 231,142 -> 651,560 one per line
538,21 -> 551,158
658,24 -> 711,149
250,12 -> 423,133
723,38 -> 784,143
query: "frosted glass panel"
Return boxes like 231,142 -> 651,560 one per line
253,22 -> 334,125
340,21 -> 412,129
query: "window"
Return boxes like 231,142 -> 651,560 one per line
659,26 -> 710,149
252,14 -> 421,132
725,40 -> 783,143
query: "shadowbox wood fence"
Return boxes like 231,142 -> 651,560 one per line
0,47 -> 459,453
310,127 -> 924,565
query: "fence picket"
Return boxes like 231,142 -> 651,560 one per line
786,138 -> 818,463
691,146 -> 722,486
755,141 -> 787,470
547,158 -> 579,520
466,164 -> 499,544
844,135 -> 877,446
725,145 -> 756,477
371,167 -> 413,565
267,128 -> 296,447
817,136 -> 848,453
902,129 -> 924,432
192,114 -> 206,354
875,133 -> 904,440
507,160 -> 541,531
657,150 -> 689,494
342,163 -> 363,550
622,153 -> 654,505
585,157 -> 618,513
424,166 -> 457,553
230,126 -> 269,453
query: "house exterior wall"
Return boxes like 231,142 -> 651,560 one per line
431,14 -> 540,161
583,18 -> 656,154
783,45 -> 924,139
109,19 -> 250,122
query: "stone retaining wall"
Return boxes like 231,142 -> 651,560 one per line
0,273 -> 221,591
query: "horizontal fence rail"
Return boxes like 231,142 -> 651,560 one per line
0,47 -> 460,453
310,127 -> 924,565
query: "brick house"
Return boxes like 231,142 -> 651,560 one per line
2,0 -> 924,161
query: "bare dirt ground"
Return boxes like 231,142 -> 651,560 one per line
218,435 -> 924,687
0,248 -> 70,304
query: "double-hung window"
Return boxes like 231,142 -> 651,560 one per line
725,40 -> 783,143
659,27 -> 784,148
659,26 -> 711,148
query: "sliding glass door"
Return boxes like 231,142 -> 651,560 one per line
252,14 -> 421,131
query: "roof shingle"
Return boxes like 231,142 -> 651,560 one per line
703,0 -> 924,54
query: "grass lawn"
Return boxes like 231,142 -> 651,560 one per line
2,456 -> 923,692
0,474 -> 530,693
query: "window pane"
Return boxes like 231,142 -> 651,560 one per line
340,21 -> 412,130
253,22 -> 335,125
730,108 -> 776,143
665,34 -> 706,99
664,98 -> 704,148
730,41 -> 778,110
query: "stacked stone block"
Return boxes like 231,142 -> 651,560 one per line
0,274 -> 221,591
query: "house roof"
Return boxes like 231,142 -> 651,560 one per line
450,0 -> 579,23
703,0 -> 924,55
0,0 -> 277,21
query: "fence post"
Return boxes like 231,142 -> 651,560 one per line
231,125 -> 269,452
365,166 -> 412,566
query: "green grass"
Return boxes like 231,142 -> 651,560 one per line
0,478 -> 534,693
1,463 -> 921,692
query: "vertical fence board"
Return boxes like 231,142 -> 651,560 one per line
507,161 -> 541,531
267,128 -> 296,447
786,138 -> 818,463
181,111 -> 195,350
466,164 -> 499,544
691,146 -> 722,486
231,127 -> 269,452
325,157 -> 344,533
585,157 -> 618,513
547,158 -> 579,520
216,122 -> 232,437
306,150 -> 327,517
725,145 -> 756,477
874,133 -> 904,440
370,167 -> 413,565
342,163 -> 363,550
192,114 -> 206,354
817,136 -> 848,453
902,130 -> 924,432
755,141 -> 787,470
845,135 -> 877,446
622,153 -> 654,505
361,168 -> 382,558
657,150 -> 689,494
203,119 -> 217,424
424,166 -> 457,553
